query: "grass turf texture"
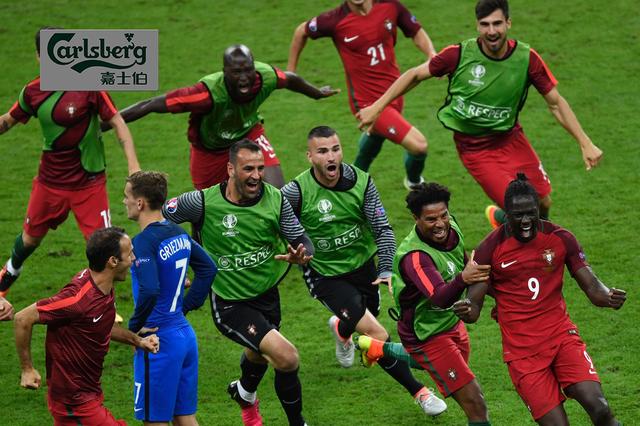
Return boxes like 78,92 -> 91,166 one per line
0,0 -> 638,424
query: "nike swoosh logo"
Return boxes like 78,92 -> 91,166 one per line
134,408 -> 143,412
501,260 -> 517,268
93,314 -> 104,323
344,35 -> 359,42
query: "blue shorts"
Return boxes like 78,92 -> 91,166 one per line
133,325 -> 199,421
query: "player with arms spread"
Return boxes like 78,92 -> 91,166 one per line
454,174 -> 626,425
14,227 -> 158,426
288,0 -> 437,189
124,171 -> 217,425
104,44 -> 338,190
0,28 -> 140,298
358,0 -> 602,225
162,140 -> 314,426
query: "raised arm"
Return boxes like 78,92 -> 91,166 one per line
574,266 -> 626,309
357,62 -> 432,132
108,112 -> 140,174
14,303 -> 42,389
0,112 -> 18,135
287,22 -> 309,72
411,28 -> 437,60
101,95 -> 168,132
543,87 -> 603,170
282,71 -> 339,100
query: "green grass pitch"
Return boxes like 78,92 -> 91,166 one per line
0,0 -> 638,424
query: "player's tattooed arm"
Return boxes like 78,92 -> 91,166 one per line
574,266 -> 626,310
0,112 -> 18,135
101,95 -> 168,131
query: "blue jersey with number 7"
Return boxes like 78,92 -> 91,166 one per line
129,220 -> 216,332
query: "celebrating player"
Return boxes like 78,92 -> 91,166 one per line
288,0 -> 437,189
162,140 -> 314,426
355,182 -> 491,424
124,171 -> 217,425
281,126 -> 447,416
14,227 -> 159,426
0,28 -> 140,299
358,0 -> 602,225
105,44 -> 338,190
454,173 -> 626,425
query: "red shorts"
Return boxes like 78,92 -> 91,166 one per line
25,179 -> 110,239
48,394 -> 127,426
371,105 -> 412,144
507,332 -> 601,420
456,130 -> 552,208
189,123 -> 280,190
405,321 -> 475,397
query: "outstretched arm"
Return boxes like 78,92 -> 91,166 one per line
108,112 -> 140,174
411,28 -> 437,60
0,112 -> 18,135
287,22 -> 309,72
357,62 -> 432,132
101,95 -> 168,132
574,266 -> 626,309
543,87 -> 603,170
283,71 -> 339,100
14,303 -> 42,389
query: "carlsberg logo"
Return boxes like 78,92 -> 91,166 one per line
48,32 -> 147,73
40,29 -> 158,91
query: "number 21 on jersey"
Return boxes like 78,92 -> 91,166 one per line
367,43 -> 386,66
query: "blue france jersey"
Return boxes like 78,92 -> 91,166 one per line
130,221 -> 193,330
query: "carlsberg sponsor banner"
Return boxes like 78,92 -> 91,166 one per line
40,29 -> 158,91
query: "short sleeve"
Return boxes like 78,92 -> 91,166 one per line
36,283 -> 87,326
528,48 -> 558,95
96,91 -> 118,121
555,229 -> 589,276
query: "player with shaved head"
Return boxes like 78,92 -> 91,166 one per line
105,44 -> 338,190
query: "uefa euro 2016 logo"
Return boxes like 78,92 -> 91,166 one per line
40,29 -> 158,91
468,64 -> 486,87
317,199 -> 332,214
222,214 -> 239,237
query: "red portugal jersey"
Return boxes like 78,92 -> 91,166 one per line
305,0 -> 421,113
36,269 -> 116,405
9,78 -> 118,189
474,221 -> 589,362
